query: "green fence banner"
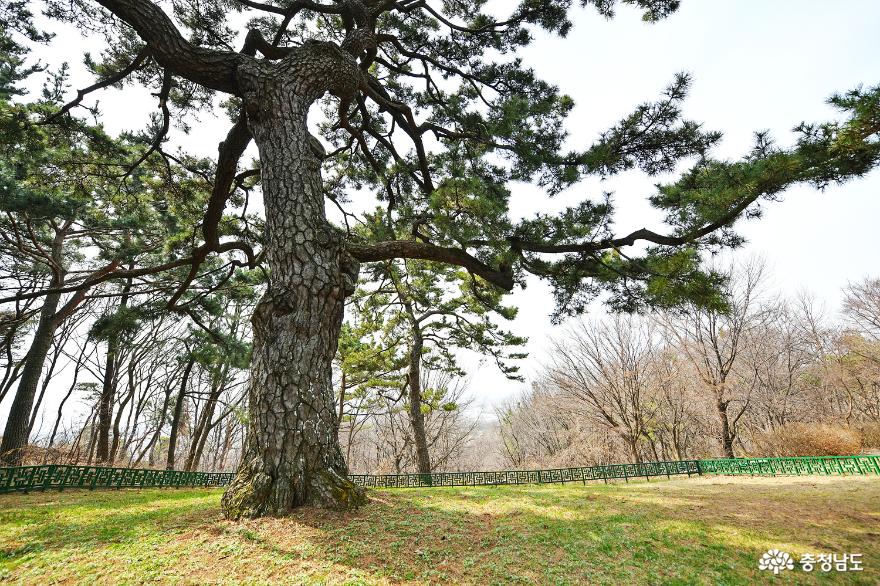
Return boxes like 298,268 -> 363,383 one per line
1,455 -> 877,495
0,464 -> 234,494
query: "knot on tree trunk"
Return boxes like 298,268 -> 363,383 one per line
341,29 -> 377,58
236,40 -> 360,115
340,248 -> 360,296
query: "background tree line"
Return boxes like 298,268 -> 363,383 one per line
498,264 -> 880,469
1,1 -> 879,516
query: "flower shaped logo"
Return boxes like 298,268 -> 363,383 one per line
759,549 -> 795,574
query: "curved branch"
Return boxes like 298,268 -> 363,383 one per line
513,193 -> 760,255
41,47 -> 151,124
348,240 -> 513,291
0,241 -> 257,305
95,0 -> 245,94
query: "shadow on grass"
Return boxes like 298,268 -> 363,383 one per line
1,479 -> 878,584
0,488 -> 222,559
223,478 -> 880,584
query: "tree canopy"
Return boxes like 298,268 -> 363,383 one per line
1,0 -> 878,516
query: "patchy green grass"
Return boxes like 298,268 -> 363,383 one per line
0,476 -> 878,584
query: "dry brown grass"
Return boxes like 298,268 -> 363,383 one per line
750,423 -> 865,456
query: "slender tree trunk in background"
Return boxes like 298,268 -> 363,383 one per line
166,357 -> 195,470
47,349 -> 86,454
185,368 -> 225,471
0,359 -> 24,405
716,394 -> 736,458
648,435 -> 660,463
27,342 -> 62,438
85,410 -> 99,464
221,68 -> 364,519
216,416 -> 235,472
626,435 -> 642,464
406,325 -> 432,475
109,373 -> 134,462
133,376 -> 176,467
187,415 -> 215,472
95,338 -> 119,463
0,322 -> 28,403
0,288 -> 62,464
120,367 -> 149,461
96,276 -> 131,463
337,371 -> 346,433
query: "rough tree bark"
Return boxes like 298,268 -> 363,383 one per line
91,0 -> 508,516
220,54 -> 365,518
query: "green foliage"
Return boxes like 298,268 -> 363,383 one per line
357,254 -> 528,383
515,83 -> 880,320
19,0 -> 880,334
0,3 -> 50,100
88,306 -> 145,342
333,319 -> 407,426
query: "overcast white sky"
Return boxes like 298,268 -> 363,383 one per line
3,1 -> 880,429
463,0 -> 880,416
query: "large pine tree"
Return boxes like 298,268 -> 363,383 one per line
8,0 -> 880,517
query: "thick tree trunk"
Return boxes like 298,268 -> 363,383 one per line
406,327 -> 432,475
221,75 -> 364,518
0,290 -> 62,465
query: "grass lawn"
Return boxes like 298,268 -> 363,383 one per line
0,476 -> 878,585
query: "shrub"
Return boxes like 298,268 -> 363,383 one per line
749,423 -> 862,457
857,422 -> 880,451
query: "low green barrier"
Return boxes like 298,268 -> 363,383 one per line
0,464 -> 234,494
350,459 -> 701,488
698,455 -> 880,476
1,455 -> 877,495
350,455 -> 880,488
